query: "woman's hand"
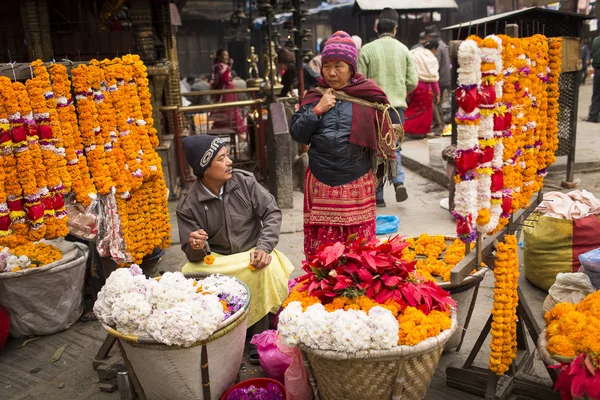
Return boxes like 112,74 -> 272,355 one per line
250,250 -> 272,269
435,93 -> 441,105
189,229 -> 208,251
314,88 -> 336,115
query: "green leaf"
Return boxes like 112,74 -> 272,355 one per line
51,345 -> 67,363
20,337 -> 40,348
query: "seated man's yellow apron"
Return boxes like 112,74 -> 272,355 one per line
182,248 -> 294,327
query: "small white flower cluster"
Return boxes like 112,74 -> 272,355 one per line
0,248 -> 30,273
94,269 -> 245,347
278,302 -> 399,353
457,40 -> 481,87
200,274 -> 247,299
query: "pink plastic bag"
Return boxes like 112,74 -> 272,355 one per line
250,330 -> 292,383
277,339 -> 313,400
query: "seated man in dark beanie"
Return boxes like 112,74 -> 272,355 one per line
176,135 -> 294,363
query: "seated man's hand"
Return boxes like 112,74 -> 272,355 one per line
250,250 -> 272,270
189,229 -> 208,251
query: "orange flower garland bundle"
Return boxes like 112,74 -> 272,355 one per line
489,234 -> 519,375
11,81 -> 47,241
128,54 -> 159,147
0,77 -> 28,244
25,70 -> 58,239
532,38 -> 550,193
402,236 -> 474,282
49,64 -> 96,207
546,38 -> 562,167
10,241 -> 62,269
121,55 -> 162,180
544,291 -> 600,358
71,65 -> 114,195
122,172 -> 171,264
102,60 -> 144,192
88,62 -> 131,198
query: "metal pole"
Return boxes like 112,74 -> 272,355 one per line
293,0 -> 304,99
172,109 -> 187,189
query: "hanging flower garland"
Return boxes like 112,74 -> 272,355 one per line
71,64 -> 114,195
12,81 -> 47,241
546,38 -> 562,167
533,36 -> 550,193
493,35 -> 515,233
103,60 -> 144,192
0,105 -> 10,240
0,77 -> 28,244
128,54 -> 159,148
27,61 -> 70,239
489,234 -> 519,375
49,64 -> 96,207
88,62 -> 131,198
453,37 -> 482,243
477,35 -> 504,234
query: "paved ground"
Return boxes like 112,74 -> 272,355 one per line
2,82 -> 600,400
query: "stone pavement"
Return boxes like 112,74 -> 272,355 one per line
400,80 -> 600,189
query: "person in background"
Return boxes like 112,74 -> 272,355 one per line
358,7 -> 418,207
290,31 -> 398,256
278,48 -> 297,97
586,34 -> 600,122
352,35 -> 362,51
404,39 -> 440,138
304,36 -> 328,91
187,75 -> 212,106
210,49 -> 247,137
180,75 -> 195,107
411,31 -> 426,50
581,42 -> 591,85
177,135 -> 294,364
425,26 -> 451,134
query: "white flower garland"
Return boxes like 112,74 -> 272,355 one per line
453,39 -> 482,243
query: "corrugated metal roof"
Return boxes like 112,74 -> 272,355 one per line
443,6 -> 592,31
354,0 -> 458,11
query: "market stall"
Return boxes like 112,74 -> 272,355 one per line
0,56 -> 172,335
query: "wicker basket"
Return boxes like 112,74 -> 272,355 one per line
102,274 -> 251,400
300,309 -> 458,400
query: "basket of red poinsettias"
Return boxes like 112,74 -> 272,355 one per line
277,235 -> 458,400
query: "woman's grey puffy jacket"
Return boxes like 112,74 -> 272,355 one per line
290,100 -> 371,187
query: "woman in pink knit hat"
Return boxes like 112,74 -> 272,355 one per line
291,31 -> 401,257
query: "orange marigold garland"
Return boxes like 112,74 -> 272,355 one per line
50,63 -> 96,206
27,61 -> 70,239
129,54 -> 159,147
489,234 -> 519,375
533,37 -> 550,193
11,81 -> 47,241
71,64 -> 114,195
546,38 -> 562,167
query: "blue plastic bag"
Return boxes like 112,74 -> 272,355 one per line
579,247 -> 600,289
376,215 -> 400,235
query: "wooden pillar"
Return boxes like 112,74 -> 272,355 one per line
20,0 -> 53,61
157,3 -> 185,139
129,0 -> 155,63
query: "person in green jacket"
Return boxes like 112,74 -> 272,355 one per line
586,36 -> 600,122
358,7 -> 418,207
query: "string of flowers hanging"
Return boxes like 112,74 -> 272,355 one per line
489,234 -> 519,375
477,35 -> 504,234
546,38 -> 562,167
453,38 -> 482,243
49,64 -> 96,207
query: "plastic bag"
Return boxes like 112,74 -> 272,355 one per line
97,193 -> 129,264
579,248 -> 600,289
65,193 -> 100,240
542,272 -> 596,313
270,280 -> 299,330
250,330 -> 292,383
278,339 -> 313,400
376,215 -> 400,235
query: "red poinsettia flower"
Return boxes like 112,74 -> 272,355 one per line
551,354 -> 600,400
296,235 -> 455,314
